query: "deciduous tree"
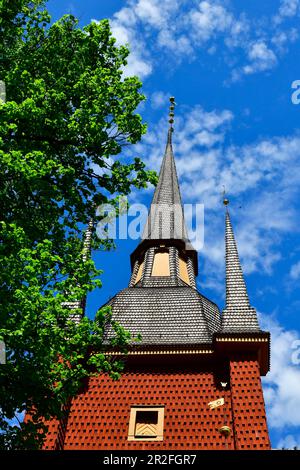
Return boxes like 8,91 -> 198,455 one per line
0,0 -> 156,449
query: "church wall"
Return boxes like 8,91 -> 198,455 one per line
229,355 -> 271,450
42,357 -> 270,450
43,366 -> 235,450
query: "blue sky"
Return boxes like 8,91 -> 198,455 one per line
47,0 -> 300,449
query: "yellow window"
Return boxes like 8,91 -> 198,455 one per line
151,251 -> 170,276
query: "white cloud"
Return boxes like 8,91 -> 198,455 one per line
126,103 -> 300,280
122,52 -> 152,78
150,91 -> 170,110
188,0 -> 250,54
280,0 -> 299,17
109,4 -> 153,79
109,0 -> 188,78
274,0 -> 300,24
188,1 -> 234,42
232,40 -> 278,82
92,1 -> 300,82
180,130 -> 299,276
249,41 -> 274,62
261,314 -> 300,431
92,14 -> 152,79
157,29 -> 193,57
290,261 -> 300,280
135,0 -> 166,28
243,41 -> 277,75
277,433 -> 300,449
271,28 -> 298,53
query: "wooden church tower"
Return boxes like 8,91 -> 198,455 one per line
43,99 -> 271,450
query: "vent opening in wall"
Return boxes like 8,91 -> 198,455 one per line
151,250 -> 170,276
128,406 -> 164,441
135,411 -> 157,437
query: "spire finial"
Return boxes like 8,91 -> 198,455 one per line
169,96 -> 175,131
222,185 -> 229,208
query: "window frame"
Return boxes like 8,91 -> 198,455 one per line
128,405 -> 165,441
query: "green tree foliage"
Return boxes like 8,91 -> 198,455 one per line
0,0 -> 157,449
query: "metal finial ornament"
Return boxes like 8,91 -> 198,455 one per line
222,185 -> 229,207
169,96 -> 176,131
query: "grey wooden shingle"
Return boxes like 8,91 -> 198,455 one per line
106,286 -> 221,345
141,128 -> 195,253
102,127 -> 263,345
221,210 -> 260,332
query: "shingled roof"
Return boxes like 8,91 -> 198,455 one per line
221,208 -> 260,332
131,127 -> 198,273
103,113 -> 222,346
101,102 -> 263,347
106,286 -> 221,345
142,129 -> 189,243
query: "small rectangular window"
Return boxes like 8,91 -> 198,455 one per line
128,406 -> 164,441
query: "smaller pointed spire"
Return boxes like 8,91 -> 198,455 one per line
63,219 -> 94,324
221,201 -> 260,332
225,207 -> 250,309
82,218 -> 93,263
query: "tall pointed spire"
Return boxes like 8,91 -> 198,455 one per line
130,97 -> 198,286
142,97 -> 190,245
221,200 -> 260,332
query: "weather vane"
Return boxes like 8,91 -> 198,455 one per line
169,96 -> 175,131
